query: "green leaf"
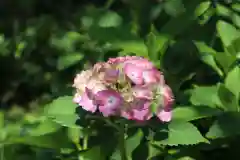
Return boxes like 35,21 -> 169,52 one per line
80,146 -> 106,160
172,105 -> 222,122
0,112 -> 6,141
26,119 -> 62,136
112,129 -> 143,160
155,121 -> 208,146
215,52 -> 236,73
148,143 -> 164,159
50,31 -> 85,53
216,4 -> 240,28
232,4 -> 240,12
218,83 -> 239,111
164,0 -> 185,17
146,31 -> 169,64
217,20 -> 240,47
44,96 -> 79,128
190,85 -> 222,108
194,41 -> 223,76
225,66 -> 240,99
194,1 -> 211,17
115,40 -> 148,57
98,11 -> 122,28
194,41 -> 217,56
0,112 -> 4,129
200,54 -> 223,76
206,112 -> 240,139
15,41 -> 26,58
6,131 -> 72,149
57,53 -> 84,70
161,0 -> 206,37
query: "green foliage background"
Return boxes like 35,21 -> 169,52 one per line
0,0 -> 240,159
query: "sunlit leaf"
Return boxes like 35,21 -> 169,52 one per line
57,53 -> 84,70
190,85 -> 222,108
225,66 -> 240,99
44,96 -> 79,128
201,54 -> 223,76
98,11 -> 122,28
215,52 -> 236,73
115,40 -> 148,57
172,105 -> 222,122
6,131 -> 72,149
26,119 -> 62,136
154,121 -> 208,146
217,20 -> 240,47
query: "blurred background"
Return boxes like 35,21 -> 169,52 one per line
0,0 -> 240,159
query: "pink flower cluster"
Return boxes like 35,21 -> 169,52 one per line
73,56 -> 174,122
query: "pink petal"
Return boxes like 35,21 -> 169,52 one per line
95,89 -> 123,117
78,92 -> 97,113
157,110 -> 172,122
125,59 -> 155,70
156,85 -> 174,122
142,69 -> 164,84
124,63 -> 143,85
121,99 -> 152,121
73,94 -> 81,103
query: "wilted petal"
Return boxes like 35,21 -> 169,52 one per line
104,69 -> 119,83
124,63 -> 143,85
132,85 -> 153,99
87,78 -> 107,94
95,89 -> 123,117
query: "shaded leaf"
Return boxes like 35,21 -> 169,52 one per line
147,143 -> 164,159
218,83 -> 238,111
164,0 -> 185,17
111,129 -> 143,160
80,146 -> 106,160
206,112 -> 240,139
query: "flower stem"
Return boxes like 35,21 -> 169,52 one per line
83,134 -> 88,150
119,123 -> 127,160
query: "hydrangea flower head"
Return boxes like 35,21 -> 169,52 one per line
73,56 -> 174,122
